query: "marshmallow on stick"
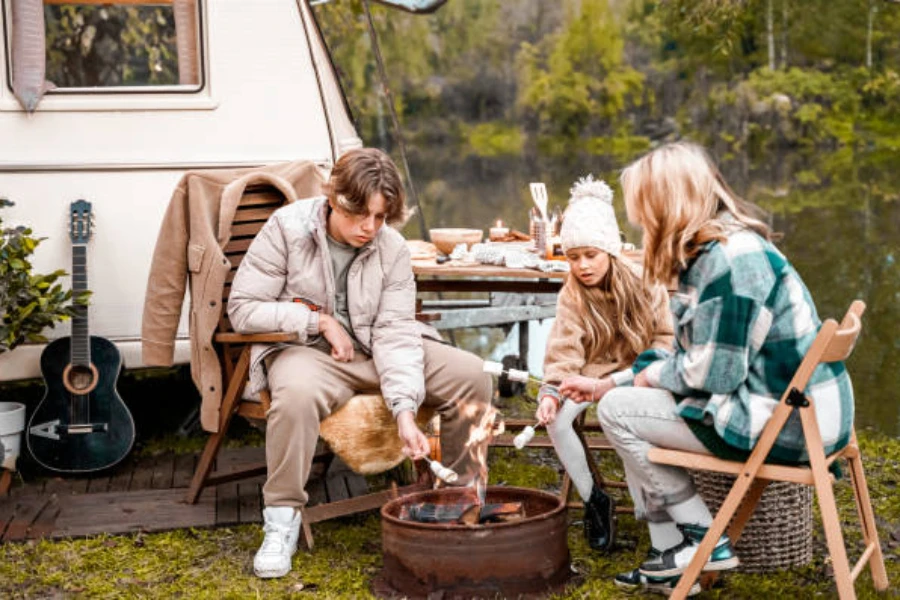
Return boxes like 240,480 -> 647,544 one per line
482,361 -> 543,384
424,458 -> 459,483
513,425 -> 536,450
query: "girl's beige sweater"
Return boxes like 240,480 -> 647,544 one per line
542,270 -> 674,386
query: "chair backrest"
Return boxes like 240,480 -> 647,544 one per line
785,300 -> 866,398
220,185 -> 292,325
218,186 -> 292,377
821,299 -> 865,363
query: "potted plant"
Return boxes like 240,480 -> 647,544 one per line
0,198 -> 88,470
1,198 -> 88,351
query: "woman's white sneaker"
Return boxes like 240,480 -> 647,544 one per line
254,506 -> 302,578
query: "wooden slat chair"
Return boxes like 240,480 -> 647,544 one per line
184,186 -> 434,549
648,300 -> 889,599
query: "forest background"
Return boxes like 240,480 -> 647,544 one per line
313,0 -> 900,437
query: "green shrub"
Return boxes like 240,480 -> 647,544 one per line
0,199 -> 88,352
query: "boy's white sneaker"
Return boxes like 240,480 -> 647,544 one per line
254,506 -> 302,578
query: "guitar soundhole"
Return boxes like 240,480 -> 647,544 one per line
62,363 -> 100,395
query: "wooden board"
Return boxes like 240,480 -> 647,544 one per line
0,446 -> 379,542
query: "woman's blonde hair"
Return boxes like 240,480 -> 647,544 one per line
621,142 -> 771,284
563,256 -> 659,361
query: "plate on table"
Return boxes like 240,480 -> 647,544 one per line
406,239 -> 437,261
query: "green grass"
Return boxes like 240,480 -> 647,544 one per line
1,389 -> 899,599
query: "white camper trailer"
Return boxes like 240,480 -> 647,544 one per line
0,0 -> 361,381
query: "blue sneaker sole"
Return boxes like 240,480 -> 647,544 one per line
614,576 -> 702,597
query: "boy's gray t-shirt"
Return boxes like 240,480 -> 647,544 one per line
315,233 -> 365,353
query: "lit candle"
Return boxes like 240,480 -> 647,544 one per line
489,219 -> 509,241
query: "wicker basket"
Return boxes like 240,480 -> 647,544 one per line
692,471 -> 813,573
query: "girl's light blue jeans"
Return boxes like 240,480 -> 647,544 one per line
597,386 -> 711,522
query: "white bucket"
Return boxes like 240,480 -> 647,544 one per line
0,402 -> 26,470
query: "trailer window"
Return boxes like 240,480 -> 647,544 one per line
9,0 -> 202,93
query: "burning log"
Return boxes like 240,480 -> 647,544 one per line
399,501 -> 524,525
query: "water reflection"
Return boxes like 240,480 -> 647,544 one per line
405,149 -> 900,437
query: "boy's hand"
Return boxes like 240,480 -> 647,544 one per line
535,395 -> 559,425
397,410 -> 430,460
318,314 -> 355,362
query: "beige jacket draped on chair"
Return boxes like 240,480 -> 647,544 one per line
141,160 -> 327,432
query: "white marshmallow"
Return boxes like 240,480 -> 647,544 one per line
507,368 -> 530,383
513,425 -> 536,450
482,361 -> 504,376
429,460 -> 459,483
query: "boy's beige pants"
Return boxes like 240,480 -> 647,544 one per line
262,339 -> 493,508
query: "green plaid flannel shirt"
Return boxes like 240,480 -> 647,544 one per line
640,225 -> 854,463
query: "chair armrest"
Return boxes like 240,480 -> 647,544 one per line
214,331 -> 299,343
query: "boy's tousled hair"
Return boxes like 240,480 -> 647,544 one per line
323,147 -> 409,226
621,141 -> 771,284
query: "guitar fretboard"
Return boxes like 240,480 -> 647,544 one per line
71,245 -> 90,367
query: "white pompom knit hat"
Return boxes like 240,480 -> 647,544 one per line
560,175 -> 622,255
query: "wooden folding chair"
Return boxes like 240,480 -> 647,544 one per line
184,185 -> 434,549
0,469 -> 11,496
648,300 -> 889,599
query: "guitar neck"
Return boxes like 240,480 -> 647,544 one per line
71,244 -> 90,366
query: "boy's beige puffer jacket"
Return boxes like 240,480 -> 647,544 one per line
228,196 -> 439,418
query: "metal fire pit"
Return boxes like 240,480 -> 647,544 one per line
379,486 -> 570,598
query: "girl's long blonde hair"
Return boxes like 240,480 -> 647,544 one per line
564,255 -> 659,361
621,142 -> 771,284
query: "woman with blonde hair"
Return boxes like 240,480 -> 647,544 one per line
534,175 -> 673,555
598,142 -> 854,595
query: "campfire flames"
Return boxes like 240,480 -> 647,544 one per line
443,404 -> 502,506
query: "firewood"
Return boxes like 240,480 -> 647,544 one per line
399,501 -> 525,524
477,502 -> 524,523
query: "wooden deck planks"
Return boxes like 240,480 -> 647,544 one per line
236,481 -> 263,524
0,446 -> 387,542
52,488 -> 217,539
2,496 -> 50,542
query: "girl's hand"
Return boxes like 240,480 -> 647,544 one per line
535,396 -> 559,425
397,411 -> 430,460
319,314 -> 355,362
634,371 -> 651,387
559,375 -> 613,403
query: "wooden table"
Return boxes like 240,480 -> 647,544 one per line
411,258 -> 566,294
411,257 -> 566,396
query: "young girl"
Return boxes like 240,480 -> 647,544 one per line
598,142 -> 854,595
534,176 -> 674,554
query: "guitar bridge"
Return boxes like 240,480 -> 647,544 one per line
29,420 -> 109,440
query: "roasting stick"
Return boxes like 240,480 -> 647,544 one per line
483,361 -> 549,449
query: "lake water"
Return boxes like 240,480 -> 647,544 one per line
404,147 -> 900,438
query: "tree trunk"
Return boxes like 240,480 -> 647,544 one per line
780,0 -> 788,69
767,0 -> 775,70
866,2 -> 877,69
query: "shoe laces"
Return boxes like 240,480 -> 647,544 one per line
259,521 -> 292,555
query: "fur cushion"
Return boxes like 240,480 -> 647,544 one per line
319,394 -> 435,475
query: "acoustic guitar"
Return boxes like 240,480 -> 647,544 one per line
27,200 -> 135,473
